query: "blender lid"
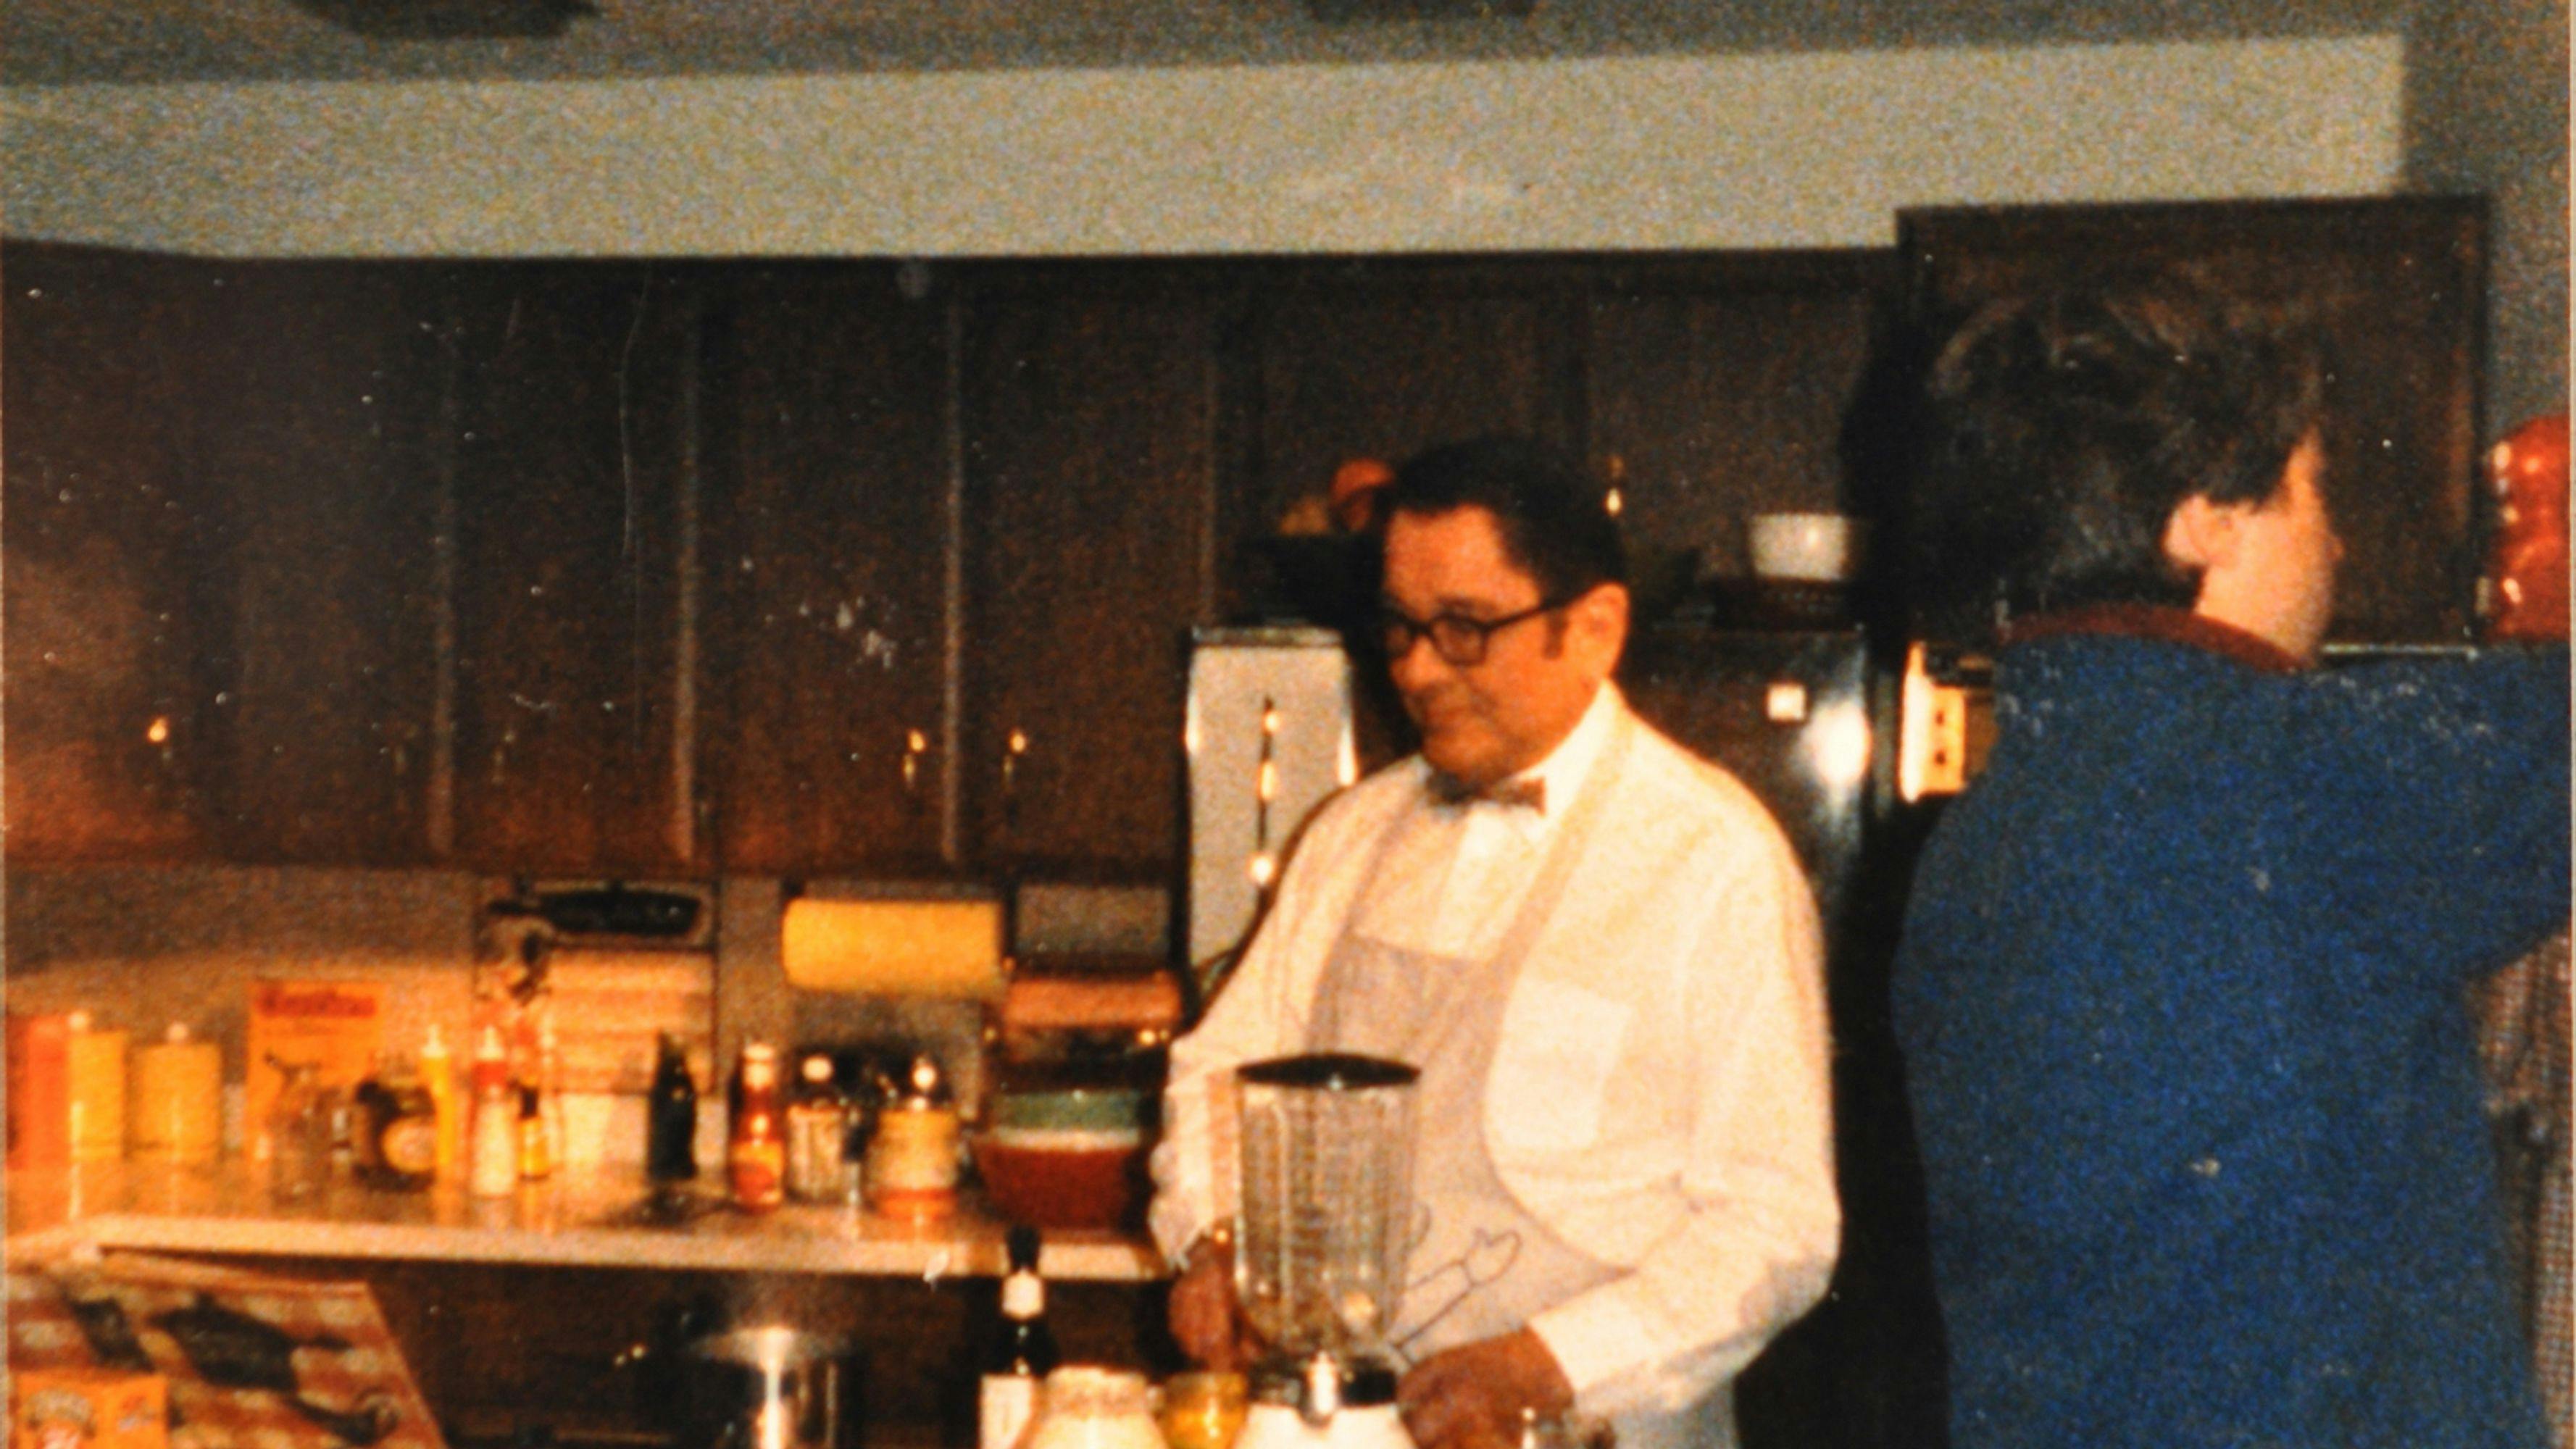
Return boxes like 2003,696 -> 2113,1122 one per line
1236,1053 -> 1418,1090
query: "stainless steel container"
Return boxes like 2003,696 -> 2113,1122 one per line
681,1326 -> 859,1449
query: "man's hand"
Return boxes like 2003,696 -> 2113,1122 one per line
1167,1234 -> 1251,1371
1396,1328 -> 1575,1449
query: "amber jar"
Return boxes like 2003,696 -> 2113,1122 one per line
728,1043 -> 786,1211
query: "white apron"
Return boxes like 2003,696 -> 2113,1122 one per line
1306,724 -> 1735,1449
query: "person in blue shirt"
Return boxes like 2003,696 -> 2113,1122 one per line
1890,277 -> 2569,1448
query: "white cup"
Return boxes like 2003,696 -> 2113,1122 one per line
1748,512 -> 1863,582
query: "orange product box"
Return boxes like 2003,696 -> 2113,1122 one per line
244,980 -> 385,1160
7,1012 -> 73,1171
9,1367 -> 168,1449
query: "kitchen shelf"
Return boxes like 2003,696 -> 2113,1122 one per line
4,1160 -> 1165,1282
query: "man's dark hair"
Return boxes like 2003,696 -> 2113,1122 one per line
1381,435 -> 1627,601
1905,275 -> 2325,644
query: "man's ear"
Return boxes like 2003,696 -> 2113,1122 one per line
2162,493 -> 2245,573
1572,582 -> 1630,664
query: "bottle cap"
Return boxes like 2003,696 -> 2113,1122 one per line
801,1054 -> 834,1085
423,1023 -> 448,1055
165,1022 -> 191,1044
67,1010 -> 93,1032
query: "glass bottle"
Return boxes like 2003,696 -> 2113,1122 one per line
267,1059 -> 332,1201
980,1224 -> 1061,1449
784,1053 -> 849,1204
468,1025 -> 520,1198
647,1032 -> 700,1184
728,1043 -> 785,1211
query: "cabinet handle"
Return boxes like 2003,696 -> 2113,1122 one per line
1001,728 -> 1030,828
901,728 -> 929,803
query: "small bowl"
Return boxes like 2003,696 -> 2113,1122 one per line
973,1126 -> 1150,1231
984,1084 -> 1155,1134
1748,512 -> 1864,583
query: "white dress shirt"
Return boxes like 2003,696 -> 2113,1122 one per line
1151,682 -> 1839,1427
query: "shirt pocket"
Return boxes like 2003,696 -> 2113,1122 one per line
1485,978 -> 1633,1156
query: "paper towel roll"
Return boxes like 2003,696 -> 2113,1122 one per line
130,1026 -> 223,1164
67,1024 -> 129,1163
781,897 -> 1006,1000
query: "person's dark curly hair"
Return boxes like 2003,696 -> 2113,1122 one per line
1906,275 -> 2325,646
1380,435 -> 1627,603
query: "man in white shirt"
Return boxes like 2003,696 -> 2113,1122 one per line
1149,437 -> 1839,1449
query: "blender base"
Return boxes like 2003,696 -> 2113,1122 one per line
1235,1403 -> 1413,1449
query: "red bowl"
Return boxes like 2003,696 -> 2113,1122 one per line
973,1128 -> 1149,1232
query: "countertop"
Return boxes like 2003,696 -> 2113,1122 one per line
4,1159 -> 1167,1282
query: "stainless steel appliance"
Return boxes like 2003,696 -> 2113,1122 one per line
680,1326 -> 859,1449
1180,629 -> 1359,1006
1232,1052 -> 1420,1449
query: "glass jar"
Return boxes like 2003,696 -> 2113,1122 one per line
268,1060 -> 333,1200
1022,1368 -> 1163,1449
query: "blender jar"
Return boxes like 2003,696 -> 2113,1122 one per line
1232,1053 -> 1420,1376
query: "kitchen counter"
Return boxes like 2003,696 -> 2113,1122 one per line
4,1160 -> 1166,1281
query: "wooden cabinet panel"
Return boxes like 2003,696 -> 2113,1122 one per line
1585,255 -> 1888,581
705,265 -> 954,875
1241,272 -> 1574,535
1903,197 -> 2488,644
1,246 -> 218,862
190,262 -> 449,864
960,287 -> 1219,877
448,264 -> 704,875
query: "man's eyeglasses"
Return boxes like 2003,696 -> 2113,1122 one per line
1376,598 -> 1569,667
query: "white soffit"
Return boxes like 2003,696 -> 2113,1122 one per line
1,34 -> 2405,257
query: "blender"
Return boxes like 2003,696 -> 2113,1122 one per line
1230,1053 -> 1420,1449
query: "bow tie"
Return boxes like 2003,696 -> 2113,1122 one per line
1427,773 -> 1545,813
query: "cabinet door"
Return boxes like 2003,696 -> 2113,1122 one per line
448,263 -> 704,875
1904,198 -> 2487,644
959,283 -> 1219,878
1585,254 -> 1890,583
191,262 -> 449,864
1,245 -> 218,863
705,264 -> 954,875
1238,267 -> 1576,536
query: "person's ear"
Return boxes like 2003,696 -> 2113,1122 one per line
2162,493 -> 2246,574
1570,582 -> 1629,665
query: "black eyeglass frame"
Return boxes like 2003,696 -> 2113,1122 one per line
1375,596 -> 1574,667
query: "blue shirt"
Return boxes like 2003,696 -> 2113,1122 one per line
1893,608 -> 2569,1449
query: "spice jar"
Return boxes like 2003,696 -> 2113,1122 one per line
785,1053 -> 849,1204
267,1059 -> 333,1200
353,1053 -> 437,1192
867,1054 -> 960,1221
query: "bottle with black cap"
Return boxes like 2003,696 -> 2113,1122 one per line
980,1224 -> 1060,1449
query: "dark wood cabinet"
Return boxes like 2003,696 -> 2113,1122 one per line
446,263 -> 706,875
1585,254 -> 1891,583
1901,197 -> 2488,644
188,262 -> 451,865
0,203 -> 2493,873
704,264 -> 954,876
1,246 -> 220,862
959,282 -> 1222,878
1237,267 -> 1576,534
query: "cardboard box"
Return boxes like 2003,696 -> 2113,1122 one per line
9,1367 -> 167,1449
244,980 -> 384,1160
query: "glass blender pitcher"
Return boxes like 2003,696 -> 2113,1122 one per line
1232,1053 -> 1419,1449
